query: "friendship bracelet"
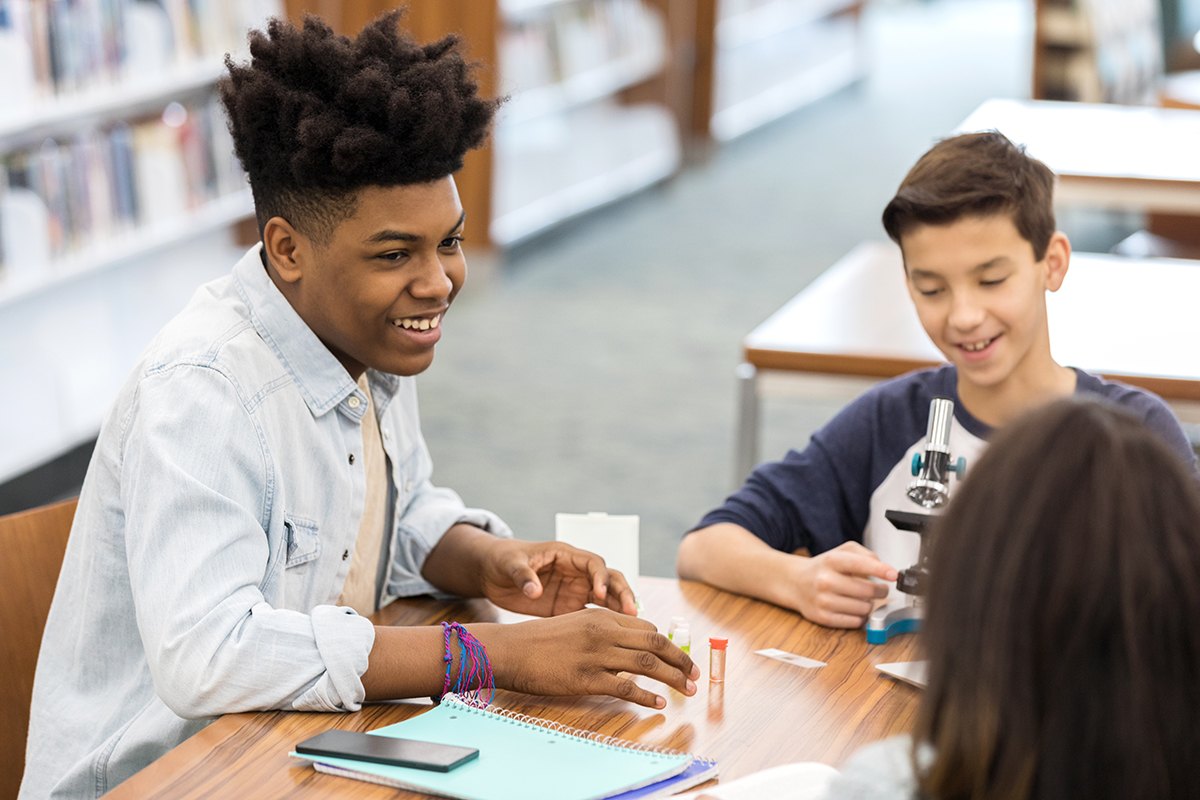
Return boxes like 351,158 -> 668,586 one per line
440,621 -> 456,700
436,621 -> 495,708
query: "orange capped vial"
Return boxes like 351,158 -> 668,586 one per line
708,637 -> 728,683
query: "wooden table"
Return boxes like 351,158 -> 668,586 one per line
955,98 -> 1200,215
734,242 -> 1200,480
108,577 -> 920,798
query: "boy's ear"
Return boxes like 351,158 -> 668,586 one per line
1042,232 -> 1070,292
262,216 -> 307,285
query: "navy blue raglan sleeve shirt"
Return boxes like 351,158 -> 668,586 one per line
696,368 -> 961,555
693,366 -> 1197,558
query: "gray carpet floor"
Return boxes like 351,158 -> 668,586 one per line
416,0 -> 1135,577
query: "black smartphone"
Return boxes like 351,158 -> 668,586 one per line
296,730 -> 479,772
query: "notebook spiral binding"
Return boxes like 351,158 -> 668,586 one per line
441,694 -> 690,757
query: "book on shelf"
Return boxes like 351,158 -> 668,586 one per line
0,0 -> 282,109
291,694 -> 719,800
0,93 -> 245,277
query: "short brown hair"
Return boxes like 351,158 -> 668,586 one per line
882,132 -> 1056,260
915,397 -> 1200,799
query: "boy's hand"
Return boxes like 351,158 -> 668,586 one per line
791,542 -> 897,628
486,608 -> 699,709
479,539 -> 638,617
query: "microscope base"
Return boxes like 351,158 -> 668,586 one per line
865,601 -> 923,644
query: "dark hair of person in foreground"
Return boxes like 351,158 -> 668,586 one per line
916,396 -> 1200,800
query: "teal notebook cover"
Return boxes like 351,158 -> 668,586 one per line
291,695 -> 692,800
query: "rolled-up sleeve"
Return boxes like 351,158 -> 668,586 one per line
294,605 -> 375,711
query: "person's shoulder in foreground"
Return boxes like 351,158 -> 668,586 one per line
829,397 -> 1200,800
823,735 -> 925,800
678,130 -> 1196,627
22,13 -> 696,799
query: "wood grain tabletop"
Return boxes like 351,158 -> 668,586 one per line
108,577 -> 921,798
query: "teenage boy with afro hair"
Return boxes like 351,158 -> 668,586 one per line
678,131 -> 1197,630
22,14 -> 697,798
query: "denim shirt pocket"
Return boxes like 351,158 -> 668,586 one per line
284,515 -> 321,567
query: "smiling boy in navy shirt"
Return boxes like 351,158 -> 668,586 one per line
678,132 -> 1197,628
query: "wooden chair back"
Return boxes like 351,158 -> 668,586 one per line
0,498 -> 77,800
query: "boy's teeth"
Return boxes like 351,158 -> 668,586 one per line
395,314 -> 440,330
963,338 -> 993,352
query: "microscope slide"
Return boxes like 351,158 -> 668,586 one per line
876,660 -> 928,688
754,648 -> 826,669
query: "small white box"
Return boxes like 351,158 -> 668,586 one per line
554,512 -> 640,595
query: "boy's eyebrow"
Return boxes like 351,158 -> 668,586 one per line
970,256 -> 1010,272
362,212 -> 466,245
906,266 -> 943,280
363,229 -> 419,244
908,256 -> 1010,279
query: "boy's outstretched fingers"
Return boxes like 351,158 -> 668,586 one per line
593,566 -> 638,616
489,608 -> 698,708
596,622 -> 699,708
566,547 -> 638,615
614,618 -> 699,683
591,672 -> 675,710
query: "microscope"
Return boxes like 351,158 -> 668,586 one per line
865,396 -> 966,644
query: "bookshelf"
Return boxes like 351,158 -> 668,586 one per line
490,0 -> 682,245
1031,0 -> 1200,258
690,0 -> 867,143
0,187 -> 252,309
0,0 -> 278,485
282,0 -> 875,243
0,230 -> 247,484
0,61 -> 229,148
286,0 -> 685,248
1032,0 -> 1164,103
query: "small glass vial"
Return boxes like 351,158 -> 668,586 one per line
708,637 -> 728,683
674,623 -> 691,655
666,616 -> 687,642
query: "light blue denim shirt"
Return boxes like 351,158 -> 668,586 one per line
21,245 -> 510,799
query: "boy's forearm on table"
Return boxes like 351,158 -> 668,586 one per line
679,524 -> 799,605
362,624 -> 446,700
419,524 -> 496,597
362,622 -> 516,701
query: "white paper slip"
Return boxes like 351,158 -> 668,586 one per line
754,648 -> 826,668
876,660 -> 928,688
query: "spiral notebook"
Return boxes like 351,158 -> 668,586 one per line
291,694 -> 718,800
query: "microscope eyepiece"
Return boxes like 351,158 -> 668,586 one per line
906,397 -> 961,508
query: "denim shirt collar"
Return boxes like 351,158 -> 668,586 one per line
232,245 -> 401,417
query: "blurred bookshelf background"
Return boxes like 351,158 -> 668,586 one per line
1,0 -> 1198,534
